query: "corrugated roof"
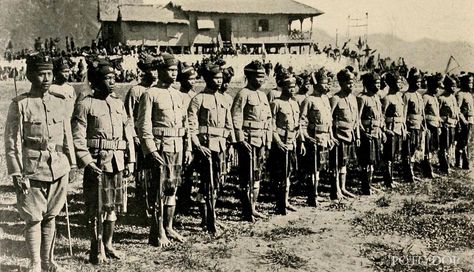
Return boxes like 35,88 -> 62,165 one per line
99,0 -> 144,21
169,0 -> 323,16
119,4 -> 189,24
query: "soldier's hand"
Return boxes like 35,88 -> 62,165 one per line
299,143 -> 306,156
382,133 -> 387,143
151,151 -> 165,165
13,176 -> 30,195
307,136 -> 318,145
197,145 -> 212,158
276,140 -> 288,152
133,137 -> 140,146
385,130 -> 394,136
356,139 -> 361,147
123,163 -> 134,178
185,150 -> 193,164
87,162 -> 103,175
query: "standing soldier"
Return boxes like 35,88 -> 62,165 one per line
269,72 -> 302,214
137,53 -> 192,247
455,74 -> 474,169
72,58 -> 135,264
220,66 -> 235,107
188,63 -> 234,234
423,75 -> 443,178
329,68 -> 359,200
124,53 -> 157,213
300,68 -> 335,206
402,68 -> 425,182
232,60 -> 272,222
219,66 -> 237,180
176,61 -> 198,212
357,72 -> 384,194
438,75 -> 460,174
5,53 -> 76,271
382,72 -> 406,186
50,57 -> 76,116
267,63 -> 284,103
295,71 -> 312,106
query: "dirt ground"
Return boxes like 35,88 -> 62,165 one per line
0,80 -> 473,272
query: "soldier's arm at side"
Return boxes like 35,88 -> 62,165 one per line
263,94 -> 273,147
270,101 -> 283,145
456,94 -> 467,124
62,106 -> 77,168
124,87 -> 137,139
137,91 -> 156,155
71,99 -> 93,168
122,103 -> 135,163
4,101 -> 23,176
224,98 -> 236,143
299,98 -> 311,139
187,94 -> 202,147
231,90 -> 246,142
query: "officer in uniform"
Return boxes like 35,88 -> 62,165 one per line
5,53 -> 76,271
299,68 -> 335,206
178,61 -> 198,108
72,58 -> 135,264
402,68 -> 425,182
188,63 -> 234,234
438,75 -> 460,174
455,74 -> 474,169
295,71 -> 312,106
330,68 -> 359,200
382,72 -> 406,186
269,72 -> 302,214
231,60 -> 272,222
423,75 -> 443,178
50,57 -> 76,117
358,72 -> 384,194
124,53 -> 158,215
137,53 -> 192,247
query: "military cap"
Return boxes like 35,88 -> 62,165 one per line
296,71 -> 310,87
157,53 -> 178,69
443,75 -> 457,89
361,72 -> 381,87
87,58 -> 115,84
137,52 -> 158,71
407,67 -> 421,83
459,73 -> 473,85
275,67 -> 289,87
310,67 -> 329,85
26,52 -> 53,73
53,57 -> 72,72
201,63 -> 223,81
177,61 -> 198,82
425,74 -> 444,89
222,66 -> 235,84
384,71 -> 402,87
244,60 -> 265,76
337,68 -> 355,83
280,72 -> 296,88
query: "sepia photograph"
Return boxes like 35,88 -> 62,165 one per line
0,0 -> 473,271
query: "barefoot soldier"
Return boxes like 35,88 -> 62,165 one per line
124,53 -> 158,216
329,68 -> 359,200
402,68 -> 425,182
232,60 -> 272,222
188,63 -> 234,234
422,74 -> 443,178
5,53 -> 76,272
357,72 -> 384,194
72,58 -> 135,264
299,69 -> 335,206
455,74 -> 474,169
382,71 -> 406,186
137,53 -> 192,247
438,75 -> 460,174
269,72 -> 302,214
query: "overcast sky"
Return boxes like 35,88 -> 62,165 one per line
296,0 -> 474,44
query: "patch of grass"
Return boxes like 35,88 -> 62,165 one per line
375,196 -> 391,208
430,177 -> 474,204
261,226 -> 316,241
361,242 -> 469,272
263,248 -> 308,270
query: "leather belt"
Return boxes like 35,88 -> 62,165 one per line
87,139 -> 127,150
385,117 -> 405,123
242,120 -> 269,130
24,140 -> 63,152
152,127 -> 186,137
198,126 -> 230,138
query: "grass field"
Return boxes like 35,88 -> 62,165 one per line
0,80 -> 473,271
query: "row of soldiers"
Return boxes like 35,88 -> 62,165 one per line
5,51 -> 473,271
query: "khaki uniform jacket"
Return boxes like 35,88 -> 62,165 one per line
358,93 -> 384,138
330,92 -> 359,143
383,92 -> 406,136
188,88 -> 235,153
181,89 -> 197,110
137,83 -> 191,154
403,91 -> 425,130
50,83 -> 76,118
271,96 -> 301,150
124,84 -> 147,138
423,93 -> 441,128
5,90 -> 76,181
300,93 -> 332,147
438,93 -> 459,128
72,92 -> 135,172
231,87 -> 272,148
456,91 -> 474,124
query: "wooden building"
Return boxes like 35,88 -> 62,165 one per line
98,0 -> 324,54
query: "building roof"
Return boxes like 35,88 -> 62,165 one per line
98,0 -> 144,22
119,4 -> 189,24
168,0 -> 323,16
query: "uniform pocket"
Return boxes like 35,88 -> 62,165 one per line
23,119 -> 43,137
23,149 -> 41,175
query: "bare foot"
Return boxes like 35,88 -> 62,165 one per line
216,220 -> 228,230
341,189 -> 356,198
158,234 -> 172,248
252,210 -> 267,219
336,191 -> 346,200
286,204 -> 298,212
165,228 -> 186,243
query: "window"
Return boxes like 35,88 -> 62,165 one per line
257,19 -> 269,32
197,17 -> 215,30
